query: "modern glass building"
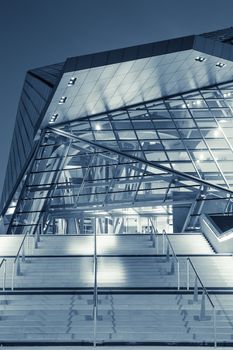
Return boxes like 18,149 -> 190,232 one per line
2,27 -> 233,237
1,27 -> 233,347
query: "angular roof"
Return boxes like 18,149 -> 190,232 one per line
41,27 -> 233,127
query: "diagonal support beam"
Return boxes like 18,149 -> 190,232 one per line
49,127 -> 233,196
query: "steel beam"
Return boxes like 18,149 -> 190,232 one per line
49,127 -> 233,196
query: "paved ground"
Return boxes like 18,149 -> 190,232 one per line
1,346 -> 232,350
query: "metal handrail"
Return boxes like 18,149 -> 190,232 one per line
162,229 -> 178,262
11,230 -> 29,290
162,229 -> 180,290
187,257 -> 216,347
93,218 -> 97,347
186,258 -> 214,306
0,259 -> 6,290
149,218 -> 159,254
34,223 -> 42,249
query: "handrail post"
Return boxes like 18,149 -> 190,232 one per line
150,230 -> 153,241
156,231 -> 159,254
194,275 -> 198,302
162,229 -> 165,254
12,230 -> 29,290
3,260 -> 6,291
170,257 -> 175,274
93,217 -> 97,347
21,242 -> 25,263
166,242 -> 170,262
16,256 -> 20,276
186,258 -> 190,290
177,260 -> 180,290
11,263 -> 15,291
152,232 -> 156,248
34,225 -> 39,249
162,228 -> 179,290
93,304 -> 97,347
200,291 -> 205,320
38,223 -> 42,242
213,307 -> 216,347
34,234 -> 38,249
27,234 -> 30,256
149,218 -> 158,253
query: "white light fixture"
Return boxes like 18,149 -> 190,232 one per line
196,100 -> 202,105
68,77 -> 77,86
195,56 -> 206,62
216,62 -> 226,68
58,96 -> 67,104
49,113 -> 58,124
95,124 -> 101,131
214,127 -> 221,137
198,153 -> 205,161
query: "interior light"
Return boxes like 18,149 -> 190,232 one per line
214,127 -> 221,137
49,113 -> 58,124
68,77 -> 77,86
219,119 -> 227,123
95,124 -> 101,131
182,104 -> 186,108
196,100 -> 202,105
195,56 -> 206,62
59,96 -> 67,104
198,153 -> 205,161
216,62 -> 226,68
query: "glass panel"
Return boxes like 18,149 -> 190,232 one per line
116,131 -> 137,140
136,130 -> 158,140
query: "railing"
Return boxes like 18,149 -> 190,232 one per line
93,219 -> 98,347
34,223 -> 42,249
149,218 -> 159,254
187,258 -> 216,347
11,230 -> 30,290
162,229 -> 180,290
0,259 -> 6,290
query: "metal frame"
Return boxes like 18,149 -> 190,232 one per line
50,127 -> 233,196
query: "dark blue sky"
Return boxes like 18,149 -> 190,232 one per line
1,0 -> 233,197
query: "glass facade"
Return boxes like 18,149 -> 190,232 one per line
4,80 -> 233,235
3,28 -> 233,235
0,63 -> 64,216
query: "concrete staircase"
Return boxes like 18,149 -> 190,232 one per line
0,255 -> 231,289
0,232 -> 232,346
0,292 -> 231,344
0,232 -> 214,256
